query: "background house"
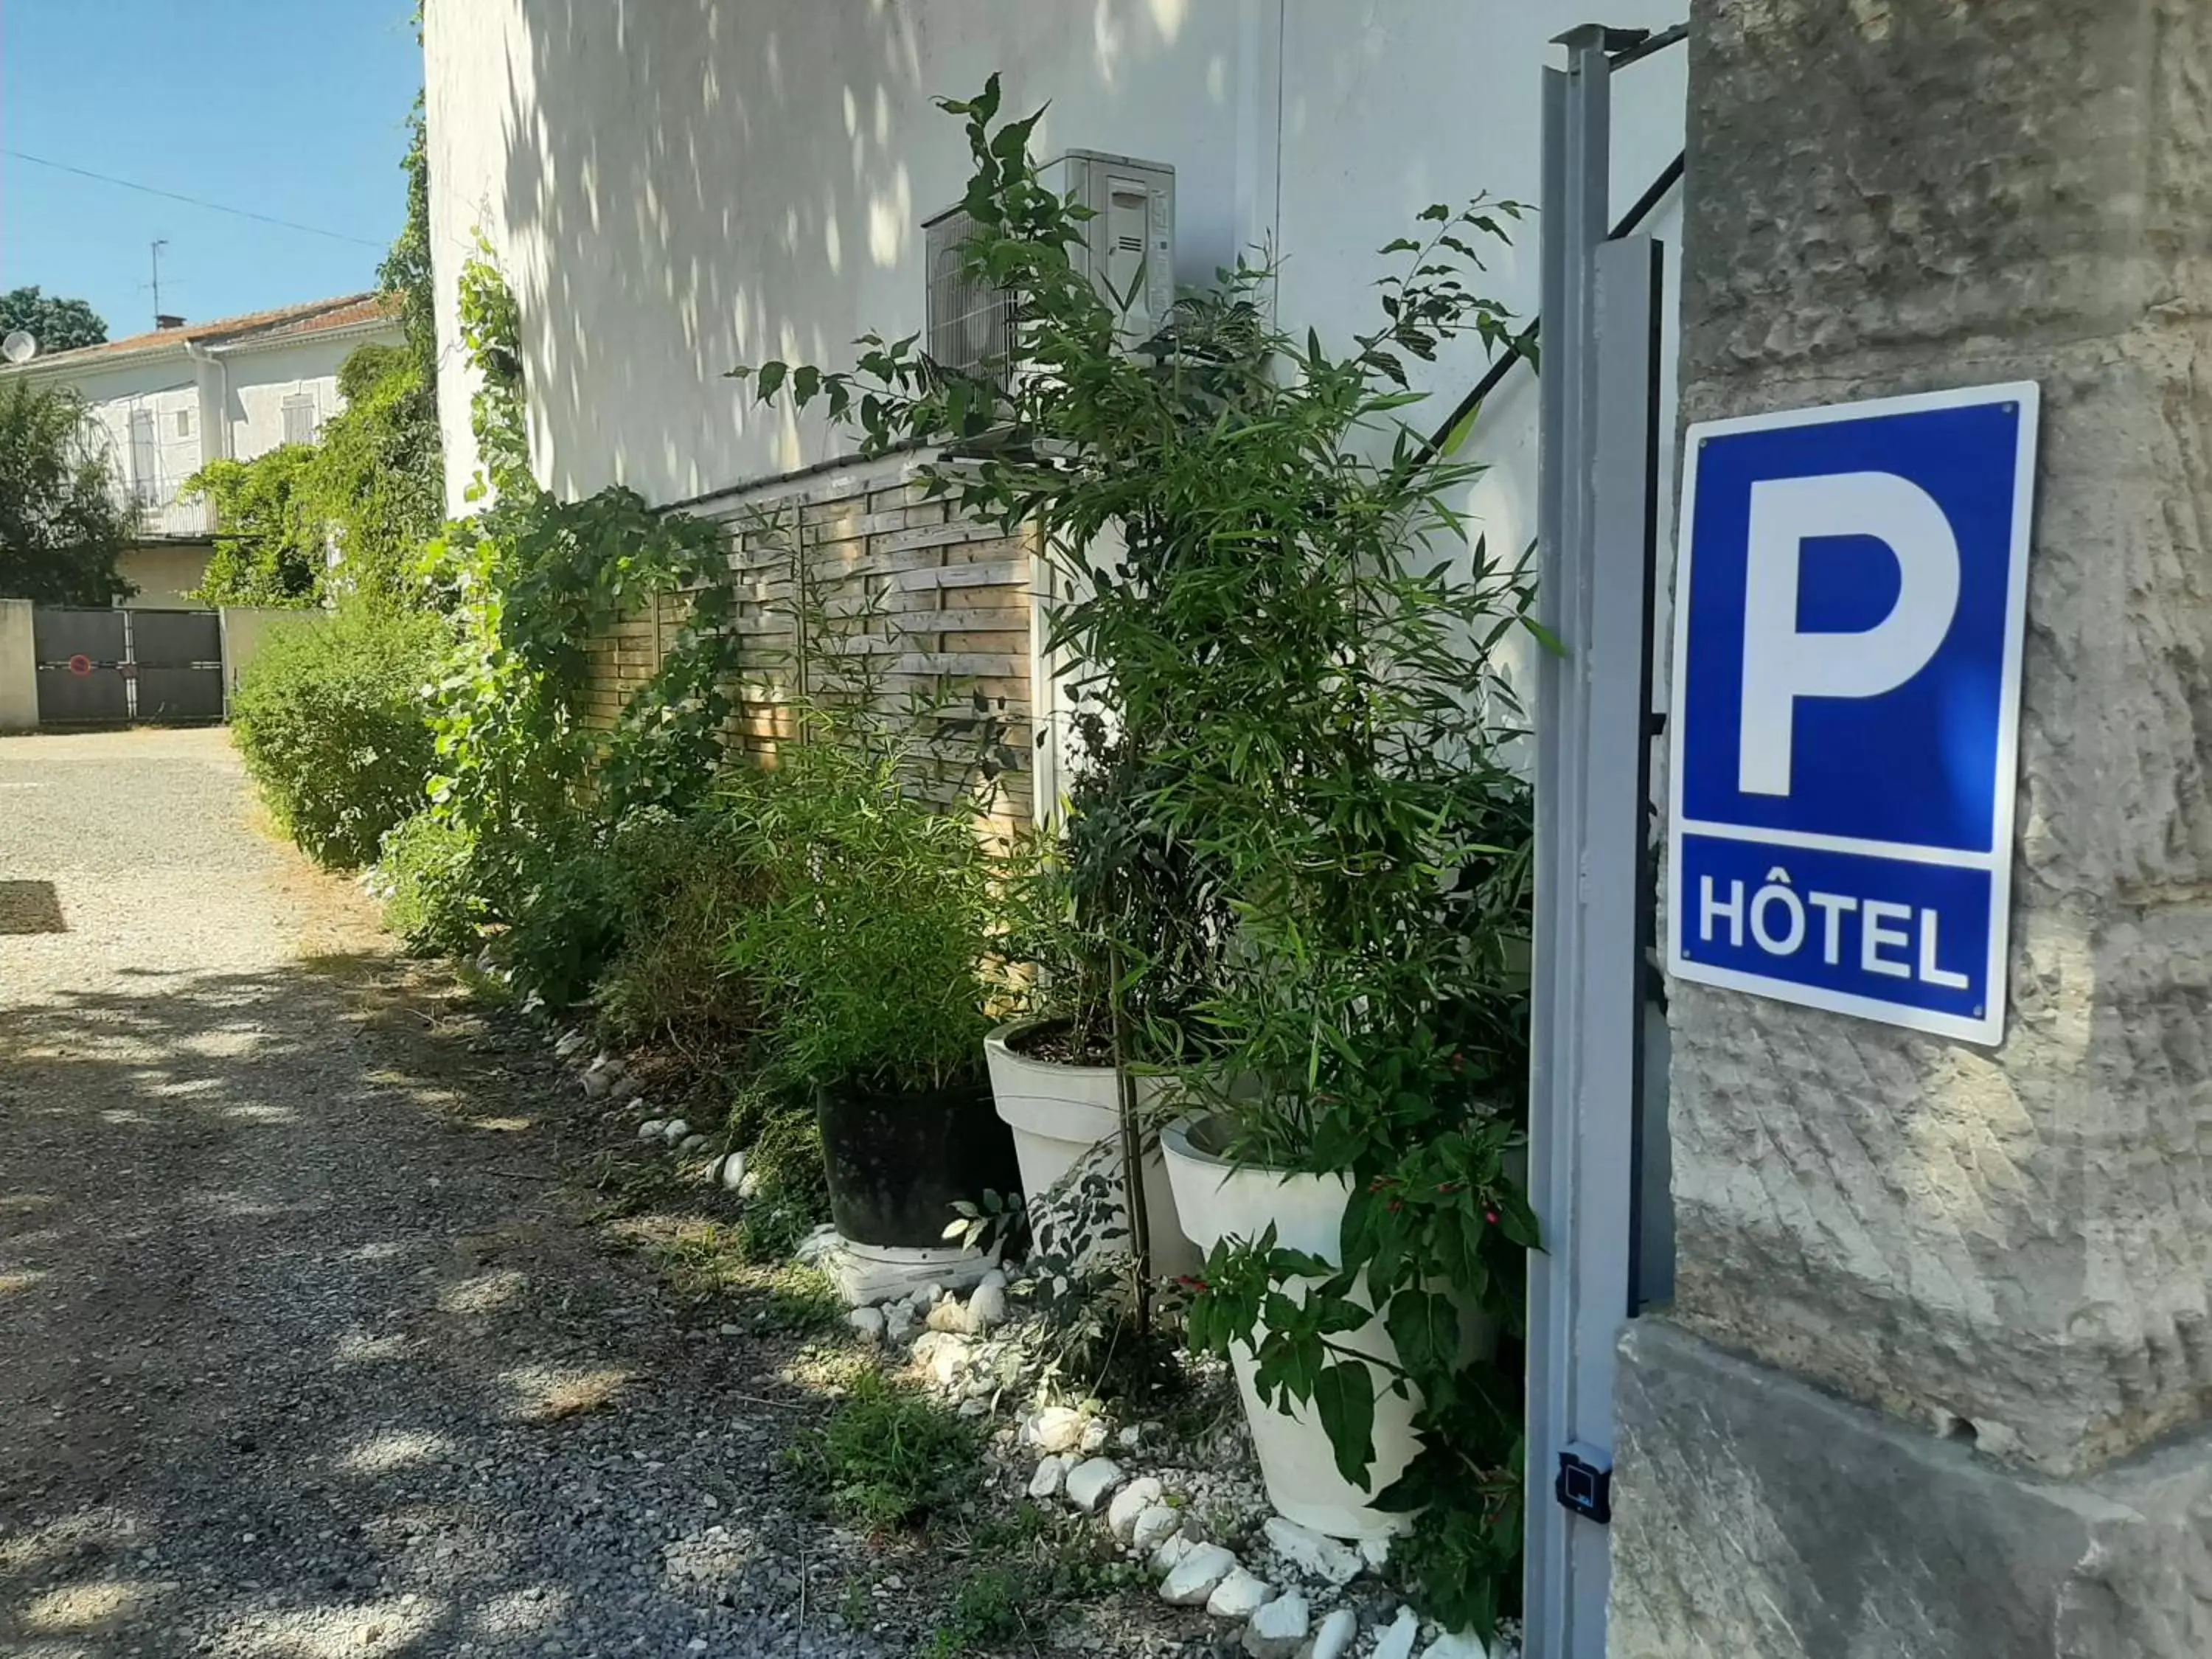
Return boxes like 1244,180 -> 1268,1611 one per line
2,294 -> 404,606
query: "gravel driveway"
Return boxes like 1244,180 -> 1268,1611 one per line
0,729 -> 885,1659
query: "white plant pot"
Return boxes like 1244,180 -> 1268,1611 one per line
984,1021 -> 1202,1280
1162,1116 -> 1465,1542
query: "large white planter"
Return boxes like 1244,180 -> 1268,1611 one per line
1161,1116 -> 1430,1541
984,1021 -> 1202,1281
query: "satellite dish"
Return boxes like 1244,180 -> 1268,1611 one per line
1,331 -> 37,364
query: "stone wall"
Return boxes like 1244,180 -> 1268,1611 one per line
582,450 -> 1036,827
1612,1 -> 2212,1652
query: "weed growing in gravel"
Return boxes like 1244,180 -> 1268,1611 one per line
791,1365 -> 979,1531
922,1504 -> 1147,1656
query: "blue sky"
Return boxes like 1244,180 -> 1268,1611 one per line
0,1 -> 422,340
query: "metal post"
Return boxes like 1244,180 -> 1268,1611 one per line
1527,24 -> 1664,1659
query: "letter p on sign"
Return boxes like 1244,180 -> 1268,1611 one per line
1738,472 -> 1961,797
1666,383 -> 2039,1045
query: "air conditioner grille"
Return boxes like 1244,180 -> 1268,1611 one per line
925,209 -> 1013,380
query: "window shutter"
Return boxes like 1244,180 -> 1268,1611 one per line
281,393 -> 316,447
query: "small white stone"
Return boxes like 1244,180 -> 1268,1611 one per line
925,1297 -> 970,1335
582,1071 -> 611,1099
1310,1607 -> 1358,1659
1263,1516 -> 1363,1587
1116,1422 -> 1142,1450
1028,1455 -> 1072,1500
1079,1417 -> 1111,1453
967,1279 -> 1009,1331
1105,1477 -> 1165,1542
1160,1543 -> 1238,1606
883,1302 -> 914,1343
719,1150 -> 748,1191
1063,1457 -> 1124,1513
660,1119 -> 691,1146
1150,1529 -> 1196,1577
1205,1566 -> 1273,1620
637,1119 -> 667,1141
1026,1405 -> 1085,1454
958,1397 -> 989,1417
1242,1591 -> 1310,1656
1372,1607 -> 1420,1659
917,1281 -> 945,1310
847,1307 -> 886,1343
679,1134 -> 706,1152
1418,1634 -> 1493,1659
1358,1537 -> 1392,1573
910,1332 -> 974,1388
1130,1504 -> 1181,1554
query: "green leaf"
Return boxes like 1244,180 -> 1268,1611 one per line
1384,1287 -> 1459,1379
754,361 -> 787,401
1312,1361 -> 1378,1489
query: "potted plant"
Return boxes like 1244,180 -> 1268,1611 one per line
724,717 -> 1021,1267
733,80 -> 1540,1638
986,776 -> 1206,1281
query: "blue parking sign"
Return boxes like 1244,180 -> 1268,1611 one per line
1667,383 -> 2039,1043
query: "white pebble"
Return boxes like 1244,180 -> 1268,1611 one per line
1130,1504 -> 1181,1554
1151,1530 -> 1196,1577
679,1134 -> 706,1152
967,1279 -> 1009,1331
1079,1417 -> 1111,1453
1206,1565 -> 1273,1620
1026,1405 -> 1085,1454
1028,1455 -> 1072,1500
720,1150 -> 748,1191
1264,1515 -> 1363,1587
1160,1543 -> 1238,1606
1360,1536 -> 1392,1572
1105,1476 -> 1165,1543
925,1297 -> 970,1335
1311,1607 -> 1358,1659
1419,1632 -> 1497,1659
637,1119 -> 666,1141
1242,1591 -> 1310,1656
660,1118 -> 691,1145
1063,1457 -> 1124,1513
847,1307 -> 886,1343
1373,1607 -> 1421,1659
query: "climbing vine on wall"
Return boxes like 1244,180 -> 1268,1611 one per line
417,244 -> 748,932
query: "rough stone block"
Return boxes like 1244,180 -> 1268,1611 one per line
1610,1318 -> 2212,1658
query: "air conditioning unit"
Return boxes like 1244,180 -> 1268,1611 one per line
923,149 -> 1176,384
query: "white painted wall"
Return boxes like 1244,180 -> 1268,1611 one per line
425,0 -> 1686,575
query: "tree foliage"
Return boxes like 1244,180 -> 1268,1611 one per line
0,379 -> 136,605
0,286 -> 108,353
184,445 -> 324,607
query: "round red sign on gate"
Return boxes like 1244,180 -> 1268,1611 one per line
66,653 -> 92,677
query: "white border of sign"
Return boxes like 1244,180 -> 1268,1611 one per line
1666,381 -> 2040,1046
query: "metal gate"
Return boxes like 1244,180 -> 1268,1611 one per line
32,606 -> 224,726
128,608 -> 225,721
32,608 -> 129,725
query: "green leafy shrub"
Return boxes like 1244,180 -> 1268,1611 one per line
793,1366 -> 978,1530
596,807 -> 779,1058
375,812 -> 481,953
493,828 -> 626,1011
723,724 -> 995,1094
230,605 -> 448,866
